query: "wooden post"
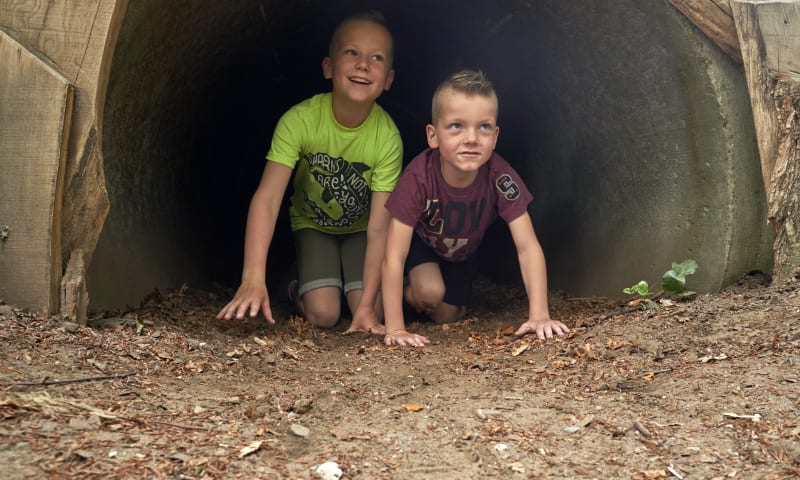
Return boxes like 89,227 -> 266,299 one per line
731,0 -> 800,281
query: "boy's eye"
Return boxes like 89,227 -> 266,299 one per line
344,49 -> 358,56
447,123 -> 462,130
480,123 -> 493,131
371,54 -> 385,62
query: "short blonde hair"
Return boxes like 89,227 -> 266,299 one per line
329,11 -> 394,66
431,70 -> 497,123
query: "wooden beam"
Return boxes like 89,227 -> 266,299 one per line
665,0 -> 743,64
0,29 -> 73,313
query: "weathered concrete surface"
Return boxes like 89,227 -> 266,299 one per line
1,0 -> 777,310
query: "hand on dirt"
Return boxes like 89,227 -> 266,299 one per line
514,318 -> 570,340
347,323 -> 386,334
216,282 -> 275,324
385,331 -> 430,347
347,310 -> 386,334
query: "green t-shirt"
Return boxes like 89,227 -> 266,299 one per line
267,93 -> 403,234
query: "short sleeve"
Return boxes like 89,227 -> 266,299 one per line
265,107 -> 304,168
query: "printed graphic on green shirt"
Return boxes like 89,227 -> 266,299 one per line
305,152 -> 372,228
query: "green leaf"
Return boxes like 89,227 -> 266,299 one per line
623,280 -> 651,297
671,259 -> 698,277
661,271 -> 686,293
662,259 -> 698,294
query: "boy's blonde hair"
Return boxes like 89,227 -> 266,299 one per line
431,70 -> 497,124
329,11 -> 394,66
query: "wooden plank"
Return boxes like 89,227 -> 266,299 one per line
665,0 -> 743,64
0,29 -> 73,313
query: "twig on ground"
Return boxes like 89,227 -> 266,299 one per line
5,371 -> 137,387
145,420 -> 210,431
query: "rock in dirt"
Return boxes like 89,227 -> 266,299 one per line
290,423 -> 310,437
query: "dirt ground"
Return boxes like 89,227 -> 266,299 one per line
1,271 -> 799,480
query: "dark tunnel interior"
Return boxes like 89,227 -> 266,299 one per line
90,0 -> 770,309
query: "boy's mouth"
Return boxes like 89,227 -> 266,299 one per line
349,76 -> 372,85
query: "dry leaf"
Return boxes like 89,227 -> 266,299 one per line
638,469 -> 667,479
499,325 -> 516,336
606,338 -> 627,350
281,347 -> 300,360
402,403 -> 424,412
238,440 -> 262,458
512,343 -> 529,357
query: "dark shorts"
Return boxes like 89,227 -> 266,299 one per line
405,233 -> 478,307
293,228 -> 365,296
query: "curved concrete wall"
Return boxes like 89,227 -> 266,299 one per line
87,0 -> 772,308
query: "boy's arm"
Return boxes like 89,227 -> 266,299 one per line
382,218 -> 430,347
508,213 -> 570,339
349,191 -> 392,333
217,161 -> 293,324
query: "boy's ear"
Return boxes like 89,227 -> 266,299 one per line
322,57 -> 333,79
426,124 -> 438,148
383,69 -> 395,91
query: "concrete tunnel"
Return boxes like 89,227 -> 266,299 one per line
85,0 -> 773,309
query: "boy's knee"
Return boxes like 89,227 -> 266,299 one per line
300,290 -> 341,328
304,308 -> 339,328
431,305 -> 465,325
413,282 -> 445,306
303,301 -> 339,328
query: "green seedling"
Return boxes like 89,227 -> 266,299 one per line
624,259 -> 698,308
623,281 -> 658,308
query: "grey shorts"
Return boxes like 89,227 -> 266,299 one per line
293,228 -> 366,297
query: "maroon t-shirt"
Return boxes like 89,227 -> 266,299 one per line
385,148 -> 533,262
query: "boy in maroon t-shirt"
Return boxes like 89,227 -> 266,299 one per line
382,70 -> 570,347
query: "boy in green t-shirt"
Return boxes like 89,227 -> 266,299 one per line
217,12 -> 402,334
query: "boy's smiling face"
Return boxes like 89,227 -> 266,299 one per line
427,88 -> 499,185
323,20 -> 394,107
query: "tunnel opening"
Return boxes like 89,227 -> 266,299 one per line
90,0 -> 771,310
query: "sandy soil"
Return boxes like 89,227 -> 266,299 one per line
1,271 -> 799,480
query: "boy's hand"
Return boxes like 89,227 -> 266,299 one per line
514,318 -> 570,340
385,330 -> 430,347
216,282 -> 274,324
348,307 -> 386,334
